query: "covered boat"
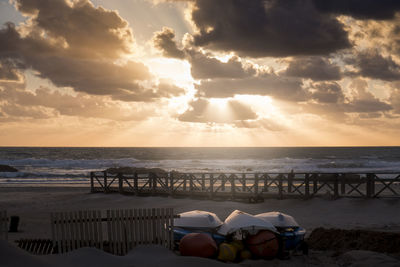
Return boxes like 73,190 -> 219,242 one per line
218,210 -> 277,236
174,210 -> 223,229
256,211 -> 306,251
173,210 -> 226,245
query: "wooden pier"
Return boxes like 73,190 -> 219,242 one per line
90,172 -> 400,201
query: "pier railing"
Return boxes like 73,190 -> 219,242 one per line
90,172 -> 400,201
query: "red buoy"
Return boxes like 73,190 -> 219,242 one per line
179,233 -> 217,258
246,230 -> 279,259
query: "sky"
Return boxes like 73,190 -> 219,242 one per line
1,0 -> 400,147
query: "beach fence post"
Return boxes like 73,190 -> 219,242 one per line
304,174 -> 310,199
278,174 -> 283,199
209,174 -> 214,199
169,172 -> 174,195
230,174 -> 236,199
242,174 -> 246,192
313,174 -> 318,195
254,173 -> 259,199
334,173 -> 339,199
288,171 -> 294,193
202,174 -> 206,191
134,172 -> 138,194
340,174 -> 346,195
366,173 -> 375,198
103,172 -> 108,193
118,173 -> 123,193
90,172 -> 95,193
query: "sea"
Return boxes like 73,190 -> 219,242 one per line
0,147 -> 399,186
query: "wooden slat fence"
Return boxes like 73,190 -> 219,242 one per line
107,208 -> 174,255
50,208 -> 175,255
50,210 -> 103,254
0,210 -> 7,240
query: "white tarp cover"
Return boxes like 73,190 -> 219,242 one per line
218,210 -> 277,236
255,212 -> 299,228
174,210 -> 223,229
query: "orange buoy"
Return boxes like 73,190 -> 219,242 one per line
179,233 -> 217,258
245,230 -> 279,259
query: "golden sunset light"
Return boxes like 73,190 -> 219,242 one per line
0,0 -> 399,146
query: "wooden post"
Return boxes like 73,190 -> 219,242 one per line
103,171 -> 108,193
278,174 -> 283,199
90,172 -> 94,193
134,172 -> 138,194
152,173 -> 157,194
231,175 -> 235,199
221,175 -> 226,191
201,174 -> 205,191
366,173 -> 375,198
209,174 -> 214,199
118,173 -> 123,193
242,174 -> 246,192
371,173 -> 375,197
288,170 -> 294,193
340,174 -> 346,195
254,173 -> 259,198
263,174 -> 268,193
333,173 -> 339,199
305,174 -> 310,199
183,174 -> 187,192
189,174 -> 194,195
169,173 -> 174,195
313,174 -> 318,194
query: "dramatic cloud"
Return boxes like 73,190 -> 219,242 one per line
0,1 -> 183,102
0,83 -> 155,121
189,0 -> 350,57
0,59 -> 20,81
351,50 -> 400,81
178,98 -> 257,123
312,0 -> 400,20
310,82 -> 345,103
153,27 -> 185,59
187,50 -> 256,79
197,75 -> 306,102
345,79 -> 392,113
284,57 -> 342,81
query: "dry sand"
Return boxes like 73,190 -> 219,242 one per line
1,186 -> 400,266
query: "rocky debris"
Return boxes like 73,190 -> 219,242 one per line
307,227 -> 400,254
0,164 -> 18,172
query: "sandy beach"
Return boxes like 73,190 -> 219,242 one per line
1,186 -> 400,266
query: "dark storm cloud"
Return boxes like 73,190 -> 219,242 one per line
351,50 -> 400,81
189,0 -> 350,57
0,59 -> 20,81
0,1 -> 182,102
153,27 -> 185,59
188,50 -> 256,79
178,98 -> 257,123
284,57 -> 342,81
312,0 -> 400,20
197,75 -> 306,102
310,82 -> 345,103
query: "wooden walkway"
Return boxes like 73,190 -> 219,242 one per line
90,172 -> 400,201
